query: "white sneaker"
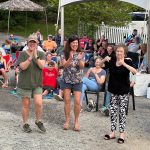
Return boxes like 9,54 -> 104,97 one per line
54,94 -> 63,101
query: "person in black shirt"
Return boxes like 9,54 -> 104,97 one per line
102,44 -> 137,144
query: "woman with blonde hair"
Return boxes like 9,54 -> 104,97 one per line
80,57 -> 106,107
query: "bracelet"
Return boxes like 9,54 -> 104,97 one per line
27,57 -> 32,62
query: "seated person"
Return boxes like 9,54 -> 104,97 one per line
36,30 -> 43,47
137,43 -> 147,68
80,57 -> 106,107
42,61 -> 58,96
0,47 -> 6,56
0,51 -> 8,88
84,39 -> 94,66
42,35 -> 57,54
8,34 -> 19,54
3,39 -> 11,54
45,52 -> 57,68
125,29 -> 142,46
54,66 -> 64,101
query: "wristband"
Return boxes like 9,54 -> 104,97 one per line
28,57 -> 32,62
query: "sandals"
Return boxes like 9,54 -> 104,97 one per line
63,123 -> 69,130
117,138 -> 125,144
104,134 -> 116,140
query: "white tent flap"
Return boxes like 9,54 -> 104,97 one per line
120,0 -> 149,10
60,0 -> 150,10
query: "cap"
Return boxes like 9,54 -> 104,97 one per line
48,34 -> 53,38
27,33 -> 39,43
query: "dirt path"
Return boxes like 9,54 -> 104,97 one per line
0,88 -> 150,150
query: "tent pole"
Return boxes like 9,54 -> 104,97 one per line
60,6 -> 64,46
56,0 -> 61,32
44,9 -> 48,36
25,11 -> 27,36
148,10 -> 150,69
8,10 -> 10,35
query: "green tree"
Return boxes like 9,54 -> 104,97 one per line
64,0 -> 142,37
0,0 -> 144,38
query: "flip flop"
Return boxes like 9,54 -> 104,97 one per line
117,138 -> 125,144
104,134 -> 116,140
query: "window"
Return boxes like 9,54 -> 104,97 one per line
129,12 -> 148,21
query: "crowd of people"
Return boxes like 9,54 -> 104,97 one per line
0,28 -> 147,144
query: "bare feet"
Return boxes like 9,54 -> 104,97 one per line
63,122 -> 70,130
73,123 -> 80,132
2,83 -> 8,88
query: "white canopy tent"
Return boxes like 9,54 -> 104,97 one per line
59,0 -> 150,66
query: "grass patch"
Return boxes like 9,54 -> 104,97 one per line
8,22 -> 56,39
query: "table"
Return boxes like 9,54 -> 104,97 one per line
134,73 -> 150,96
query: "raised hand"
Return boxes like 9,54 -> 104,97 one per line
117,59 -> 125,66
78,52 -> 84,60
104,56 -> 111,62
69,51 -> 74,60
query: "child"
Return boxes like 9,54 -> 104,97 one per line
42,61 -> 57,97
54,66 -> 64,101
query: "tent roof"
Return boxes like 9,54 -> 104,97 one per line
60,0 -> 98,7
0,0 -> 44,11
60,0 -> 150,10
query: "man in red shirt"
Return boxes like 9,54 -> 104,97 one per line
42,61 -> 57,96
79,33 -> 89,50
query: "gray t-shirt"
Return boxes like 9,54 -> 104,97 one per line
88,69 -> 106,88
16,51 -> 45,90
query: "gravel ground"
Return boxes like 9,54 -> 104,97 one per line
0,88 -> 150,150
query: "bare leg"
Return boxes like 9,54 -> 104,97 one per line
74,91 -> 81,131
0,69 -> 8,87
42,90 -> 49,96
63,89 -> 71,129
34,94 -> 43,122
22,97 -> 30,124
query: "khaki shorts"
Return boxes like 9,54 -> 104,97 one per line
17,87 -> 42,98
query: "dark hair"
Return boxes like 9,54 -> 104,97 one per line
64,36 -> 81,60
58,66 -> 64,70
48,61 -> 55,67
46,52 -> 52,56
107,45 -> 114,51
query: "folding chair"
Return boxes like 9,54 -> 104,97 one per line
85,82 -> 106,111
126,87 -> 135,115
